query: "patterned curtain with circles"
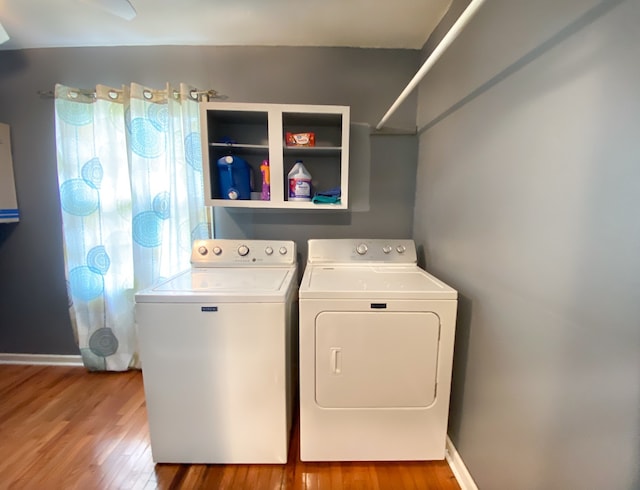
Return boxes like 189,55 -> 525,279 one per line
54,83 -> 212,371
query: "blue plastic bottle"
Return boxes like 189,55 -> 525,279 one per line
217,155 -> 251,200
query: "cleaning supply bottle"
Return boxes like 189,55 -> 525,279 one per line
288,160 -> 312,202
260,160 -> 270,200
216,155 -> 251,200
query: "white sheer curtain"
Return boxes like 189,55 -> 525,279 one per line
54,83 -> 212,371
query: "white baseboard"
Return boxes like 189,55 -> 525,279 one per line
0,353 -> 83,367
446,436 -> 478,490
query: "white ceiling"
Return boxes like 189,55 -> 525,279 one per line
0,0 -> 452,52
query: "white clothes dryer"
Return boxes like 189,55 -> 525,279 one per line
135,239 -> 297,464
298,239 -> 457,461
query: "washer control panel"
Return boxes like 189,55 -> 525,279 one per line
307,239 -> 417,264
191,239 -> 296,267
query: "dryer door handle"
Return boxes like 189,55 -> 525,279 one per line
331,347 -> 342,375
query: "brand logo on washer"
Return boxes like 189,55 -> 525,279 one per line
201,306 -> 218,312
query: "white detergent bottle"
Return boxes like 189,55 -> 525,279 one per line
288,160 -> 312,202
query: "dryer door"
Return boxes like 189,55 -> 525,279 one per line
315,311 -> 440,408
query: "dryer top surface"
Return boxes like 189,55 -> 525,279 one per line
299,265 -> 457,300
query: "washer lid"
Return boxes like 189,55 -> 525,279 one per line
299,265 -> 456,300
135,267 -> 296,303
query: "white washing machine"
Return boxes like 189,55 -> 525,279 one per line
298,239 -> 457,461
135,239 -> 297,464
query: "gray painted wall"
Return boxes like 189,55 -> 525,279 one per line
214,130 -> 418,266
0,46 -> 419,355
415,1 -> 640,489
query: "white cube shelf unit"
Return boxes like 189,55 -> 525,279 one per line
199,102 -> 350,209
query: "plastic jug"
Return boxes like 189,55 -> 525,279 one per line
217,155 -> 251,200
288,160 -> 312,201
260,160 -> 270,200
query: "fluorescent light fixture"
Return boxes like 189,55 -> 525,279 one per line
0,22 -> 9,44
82,0 -> 137,21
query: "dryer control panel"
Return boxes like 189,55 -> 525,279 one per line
191,239 -> 296,267
307,239 -> 417,264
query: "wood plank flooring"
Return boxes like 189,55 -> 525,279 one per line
0,365 -> 460,490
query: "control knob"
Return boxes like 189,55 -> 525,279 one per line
382,245 -> 392,254
212,246 -> 222,256
265,246 -> 274,256
356,243 -> 368,255
237,245 -> 250,257
197,246 -> 208,256
279,246 -> 288,255
396,245 -> 406,254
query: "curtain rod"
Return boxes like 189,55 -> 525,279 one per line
37,88 -> 226,101
375,0 -> 488,131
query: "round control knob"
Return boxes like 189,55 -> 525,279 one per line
279,246 -> 288,255
356,243 -> 368,255
237,245 -> 250,257
382,245 -> 392,254
265,246 -> 274,256
198,246 -> 208,256
212,246 -> 222,256
396,245 -> 406,254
